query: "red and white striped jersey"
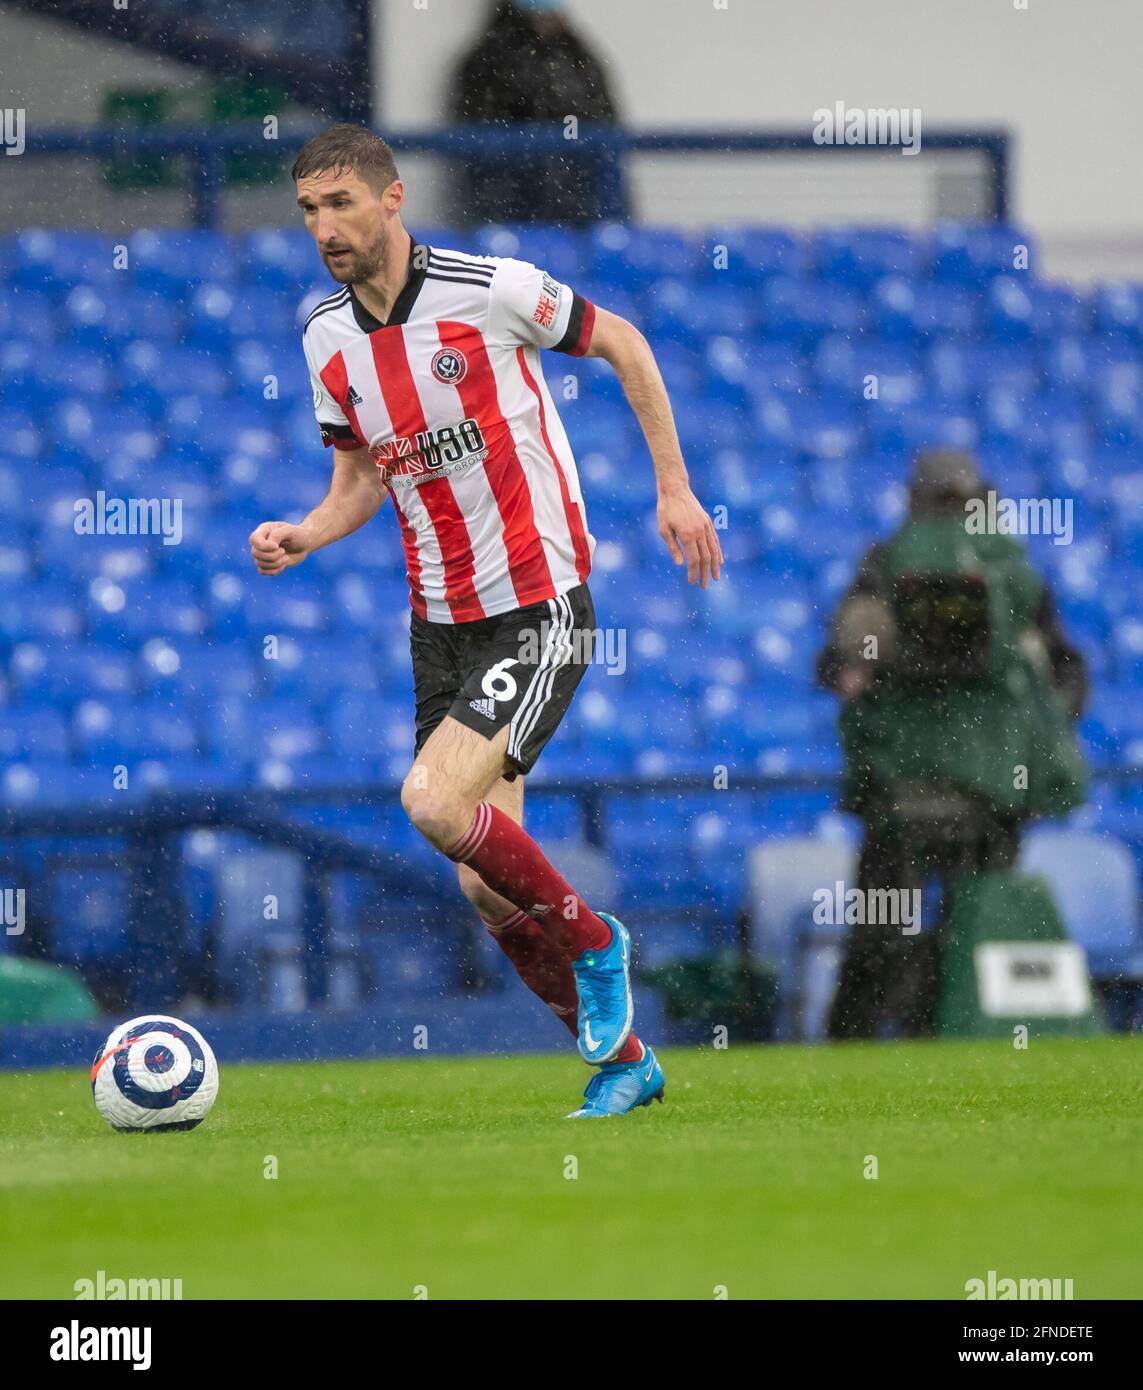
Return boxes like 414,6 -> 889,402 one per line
302,233 -> 597,624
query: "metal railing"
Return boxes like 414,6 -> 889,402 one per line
0,771 -> 839,1008
21,124 -> 1011,228
3,765 -> 1130,1014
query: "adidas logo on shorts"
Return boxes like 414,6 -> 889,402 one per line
468,697 -> 497,720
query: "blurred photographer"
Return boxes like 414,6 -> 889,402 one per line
816,450 -> 1089,1039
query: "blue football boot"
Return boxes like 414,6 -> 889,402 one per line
572,912 -> 633,1064
566,1045 -> 666,1118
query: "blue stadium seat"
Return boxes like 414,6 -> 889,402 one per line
0,288 -> 57,345
587,224 -> 702,290
0,708 -> 71,762
0,406 -> 43,461
249,467 -> 330,517
706,227 -> 807,284
327,694 -> 412,763
471,225 -> 576,283
13,230 -> 119,292
87,579 -> 207,641
1020,828 -> 1143,978
1,760 -> 122,807
63,284 -> 184,349
0,583 -> 83,642
129,229 -> 238,292
928,341 -> 1042,400
813,227 -> 919,287
240,585 -> 331,636
1093,283 -> 1143,340
251,704 -> 328,764
763,278 -> 866,343
0,340 -> 39,397
241,228 -> 318,292
868,399 -> 978,456
928,223 -> 1034,285
164,642 -> 264,702
0,542 -> 32,582
121,703 -> 201,762
873,278 -> 982,341
229,338 -> 298,397
673,396 -> 748,457
647,280 -> 761,341
11,642 -> 136,705
814,336 -> 925,404
49,867 -> 131,964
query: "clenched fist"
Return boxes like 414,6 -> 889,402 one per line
249,521 -> 314,576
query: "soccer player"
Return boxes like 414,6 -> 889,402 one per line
249,125 -> 722,1117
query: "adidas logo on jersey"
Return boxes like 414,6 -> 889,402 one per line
346,384 -> 364,407
468,697 -> 497,721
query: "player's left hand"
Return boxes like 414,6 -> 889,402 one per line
657,485 -> 723,588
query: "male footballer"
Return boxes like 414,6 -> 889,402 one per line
249,125 -> 722,1117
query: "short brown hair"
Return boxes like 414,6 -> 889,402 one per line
291,123 -> 399,195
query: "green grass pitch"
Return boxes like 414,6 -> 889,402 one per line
1,1037 -> 1140,1300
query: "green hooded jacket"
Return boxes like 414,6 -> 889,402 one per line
838,517 -> 1088,820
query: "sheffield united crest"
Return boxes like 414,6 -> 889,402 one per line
431,347 -> 467,384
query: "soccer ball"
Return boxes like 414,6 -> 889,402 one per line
91,1014 -> 219,1132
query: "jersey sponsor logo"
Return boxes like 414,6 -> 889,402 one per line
468,696 -> 497,721
430,347 -> 467,384
346,384 -> 364,406
370,417 -> 489,486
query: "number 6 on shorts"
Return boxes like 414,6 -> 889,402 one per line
481,658 -> 519,702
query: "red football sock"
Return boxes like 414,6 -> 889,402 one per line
449,803 -> 612,956
483,909 -> 578,1036
484,910 -> 645,1063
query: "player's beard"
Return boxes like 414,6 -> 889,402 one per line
324,226 -> 388,284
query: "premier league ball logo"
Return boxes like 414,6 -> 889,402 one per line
431,347 -> 467,385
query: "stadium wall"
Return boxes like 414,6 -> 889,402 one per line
4,0 -> 1140,278
377,0 -> 1143,279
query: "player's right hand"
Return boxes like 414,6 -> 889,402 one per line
249,521 -> 313,576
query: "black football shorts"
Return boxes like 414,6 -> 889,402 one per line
410,583 -> 597,777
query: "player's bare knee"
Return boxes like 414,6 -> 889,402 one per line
400,773 -> 468,850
